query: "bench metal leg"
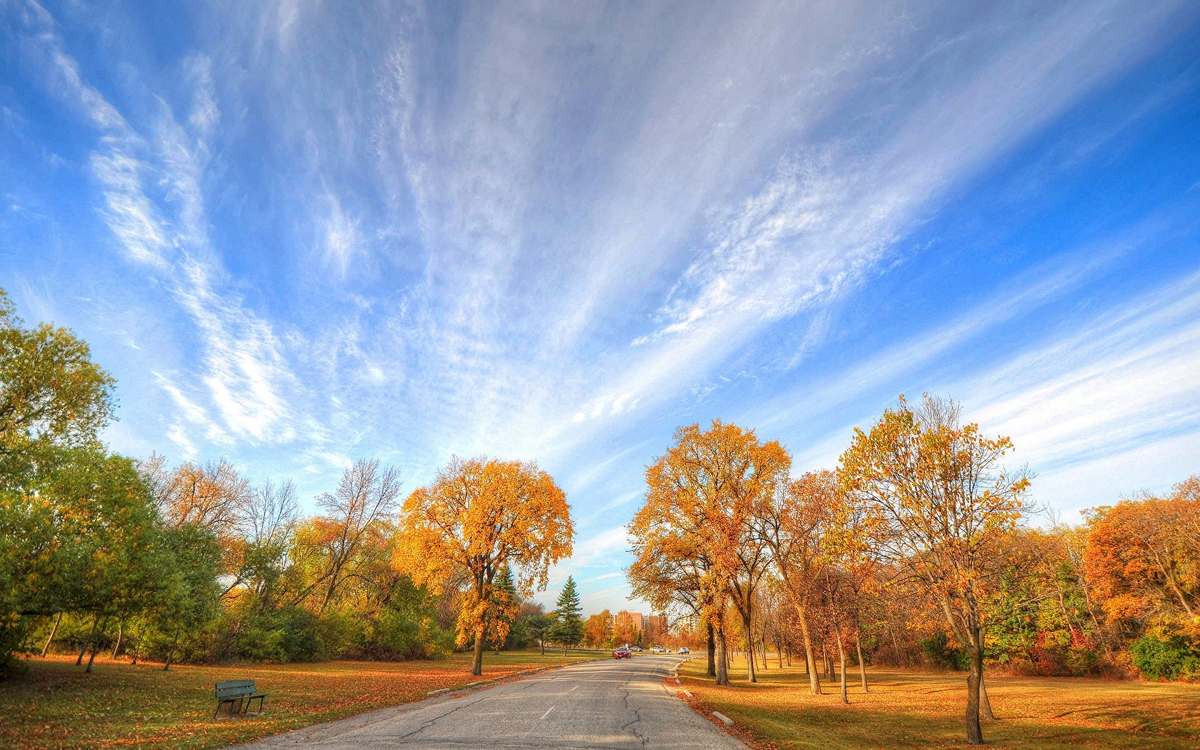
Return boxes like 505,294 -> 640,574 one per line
214,699 -> 237,720
245,695 -> 266,715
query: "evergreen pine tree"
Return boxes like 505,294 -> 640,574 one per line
488,565 -> 520,654
550,575 -> 584,655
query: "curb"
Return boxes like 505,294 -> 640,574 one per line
712,711 -> 734,727
426,688 -> 450,696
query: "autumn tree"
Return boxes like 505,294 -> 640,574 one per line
613,610 -> 640,646
293,459 -> 402,612
838,395 -> 1029,744
395,457 -> 573,675
755,470 -> 836,694
585,610 -> 614,648
630,420 -> 789,685
628,511 -> 716,673
138,455 -> 257,598
1086,484 -> 1199,628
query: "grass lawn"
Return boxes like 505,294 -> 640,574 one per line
676,656 -> 1200,749
1,649 -> 603,749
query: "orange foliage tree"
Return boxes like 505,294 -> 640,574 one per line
394,457 -> 573,675
584,610 -> 613,648
755,470 -> 835,694
838,395 -> 1029,745
630,420 -> 789,685
1085,478 -> 1200,631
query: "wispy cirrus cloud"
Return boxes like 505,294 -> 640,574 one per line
12,0 -> 306,454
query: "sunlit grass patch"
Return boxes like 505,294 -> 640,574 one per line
1,650 -> 601,749
677,656 -> 1200,749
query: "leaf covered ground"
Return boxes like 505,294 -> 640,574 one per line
676,657 -> 1200,749
1,650 -> 602,749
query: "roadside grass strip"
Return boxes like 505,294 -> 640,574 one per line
676,656 -> 1200,750
2,650 -> 603,749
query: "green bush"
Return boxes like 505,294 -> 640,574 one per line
1131,635 -> 1200,681
920,631 -> 970,671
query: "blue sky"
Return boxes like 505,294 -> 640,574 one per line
3,0 -> 1199,615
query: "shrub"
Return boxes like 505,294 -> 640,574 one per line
1132,635 -> 1200,681
920,631 -> 970,671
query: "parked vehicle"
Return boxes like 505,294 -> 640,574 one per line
650,645 -> 665,653
613,647 -> 631,659
630,645 -> 643,652
678,647 -> 690,654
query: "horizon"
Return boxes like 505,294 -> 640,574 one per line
3,0 -> 1199,616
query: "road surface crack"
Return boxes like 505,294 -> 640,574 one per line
396,695 -> 489,741
619,673 -> 649,747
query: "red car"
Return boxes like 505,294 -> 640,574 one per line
613,646 -> 631,659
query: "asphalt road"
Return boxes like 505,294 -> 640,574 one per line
233,655 -> 746,749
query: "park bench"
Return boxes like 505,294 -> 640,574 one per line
214,680 -> 268,719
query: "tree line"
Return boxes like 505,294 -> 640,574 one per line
626,401 -> 1199,745
0,290 -> 586,679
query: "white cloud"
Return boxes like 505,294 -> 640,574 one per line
19,8 -> 306,450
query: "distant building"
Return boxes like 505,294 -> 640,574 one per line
630,612 -> 645,633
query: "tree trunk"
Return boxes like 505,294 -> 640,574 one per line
42,613 -> 62,657
85,621 -> 104,673
797,605 -> 821,695
981,673 -> 995,720
706,623 -> 716,677
164,629 -> 180,672
539,637 -> 545,656
855,633 -> 869,693
890,625 -> 903,665
112,619 -> 124,659
76,616 -> 99,666
471,630 -> 485,676
741,610 -> 757,683
965,642 -> 985,745
835,631 -> 848,704
714,624 -> 730,686
131,620 -> 143,666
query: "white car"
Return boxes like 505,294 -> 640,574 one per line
678,647 -> 690,654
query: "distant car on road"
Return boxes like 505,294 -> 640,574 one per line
613,646 -> 631,659
678,647 -> 690,654
651,645 -> 666,653
630,645 -> 643,652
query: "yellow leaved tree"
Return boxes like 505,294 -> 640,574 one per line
394,456 -> 573,675
630,420 -> 790,686
837,395 -> 1029,745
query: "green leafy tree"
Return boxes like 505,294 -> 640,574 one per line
0,289 -> 115,481
3,447 -> 162,673
526,612 -> 552,655
148,523 -> 222,670
550,576 -> 584,654
0,290 -> 115,676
